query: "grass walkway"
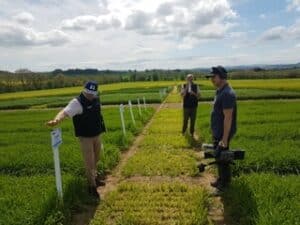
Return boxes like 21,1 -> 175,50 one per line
86,87 -> 222,225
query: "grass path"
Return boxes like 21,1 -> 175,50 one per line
82,87 -> 227,225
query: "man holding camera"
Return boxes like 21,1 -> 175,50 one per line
206,66 -> 237,191
181,74 -> 201,137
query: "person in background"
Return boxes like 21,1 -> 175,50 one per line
206,66 -> 237,192
46,81 -> 106,200
181,74 -> 201,137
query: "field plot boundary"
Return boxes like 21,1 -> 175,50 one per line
85,87 -> 229,225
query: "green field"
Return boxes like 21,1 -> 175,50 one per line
90,182 -> 210,225
0,81 -> 176,100
0,86 -> 171,110
197,100 -> 300,174
224,173 -> 300,225
0,105 -> 154,225
1,79 -> 300,225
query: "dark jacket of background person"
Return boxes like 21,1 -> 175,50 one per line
183,83 -> 199,108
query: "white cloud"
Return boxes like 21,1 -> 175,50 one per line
61,15 -> 121,30
0,23 -> 69,47
260,22 -> 300,41
287,0 -> 300,11
13,12 -> 35,25
260,26 -> 286,41
60,0 -> 237,44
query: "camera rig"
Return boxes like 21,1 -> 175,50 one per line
198,143 -> 245,172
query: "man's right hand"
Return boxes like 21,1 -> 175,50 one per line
46,119 -> 59,127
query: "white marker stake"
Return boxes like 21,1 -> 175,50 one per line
50,128 -> 63,199
137,98 -> 142,116
128,100 -> 136,126
143,97 -> 147,110
119,104 -> 126,135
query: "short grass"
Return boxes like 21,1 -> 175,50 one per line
197,100 -> 300,174
223,173 -> 300,225
122,108 -> 200,177
0,174 -> 91,225
0,91 -> 164,110
195,78 -> 300,91
0,106 -> 154,225
169,87 -> 300,104
0,81 -> 175,101
90,182 -> 210,225
0,107 -> 154,176
122,147 -> 199,177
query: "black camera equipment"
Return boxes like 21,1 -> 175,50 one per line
198,144 -> 245,172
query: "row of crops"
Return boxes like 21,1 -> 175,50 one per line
0,106 -> 155,225
0,87 -> 171,110
1,79 -> 300,109
197,100 -> 300,225
89,108 -> 209,225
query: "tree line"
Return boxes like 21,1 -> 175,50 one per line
0,68 -> 299,93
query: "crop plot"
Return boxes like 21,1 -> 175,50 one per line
223,173 -> 300,225
122,108 -> 200,177
90,182 -> 210,225
0,174 -> 90,225
0,105 -> 154,225
197,100 -> 300,174
0,82 -> 172,109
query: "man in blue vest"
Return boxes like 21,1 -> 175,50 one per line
206,66 -> 237,192
47,81 -> 106,199
181,74 -> 201,137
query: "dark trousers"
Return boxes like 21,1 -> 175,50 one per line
213,138 -> 232,186
182,107 -> 197,135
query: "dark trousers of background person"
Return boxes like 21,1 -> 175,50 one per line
182,107 -> 197,135
213,137 -> 231,186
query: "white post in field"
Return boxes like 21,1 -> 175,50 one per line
143,97 -> 147,110
119,104 -> 126,135
137,98 -> 142,116
50,128 -> 63,200
128,100 -> 136,126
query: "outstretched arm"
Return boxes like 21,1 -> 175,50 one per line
46,109 -> 69,127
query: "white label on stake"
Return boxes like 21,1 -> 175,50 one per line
137,99 -> 142,115
51,128 -> 62,149
50,128 -> 63,199
119,104 -> 126,135
143,97 -> 146,109
128,100 -> 136,125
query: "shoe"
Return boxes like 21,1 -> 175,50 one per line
211,188 -> 223,197
95,173 -> 106,187
95,179 -> 106,187
210,179 -> 220,188
88,186 -> 100,200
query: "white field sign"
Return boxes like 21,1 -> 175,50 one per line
143,97 -> 147,110
137,98 -> 142,116
50,128 -> 63,199
128,100 -> 136,126
119,104 -> 126,135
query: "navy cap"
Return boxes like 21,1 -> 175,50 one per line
206,66 -> 228,79
83,81 -> 98,96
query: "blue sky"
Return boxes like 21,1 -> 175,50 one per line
0,0 -> 299,71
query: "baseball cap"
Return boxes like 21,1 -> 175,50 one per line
206,66 -> 228,79
83,81 -> 98,96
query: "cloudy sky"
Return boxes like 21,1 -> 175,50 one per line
0,0 -> 300,71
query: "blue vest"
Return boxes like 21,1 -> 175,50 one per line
72,93 -> 106,137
